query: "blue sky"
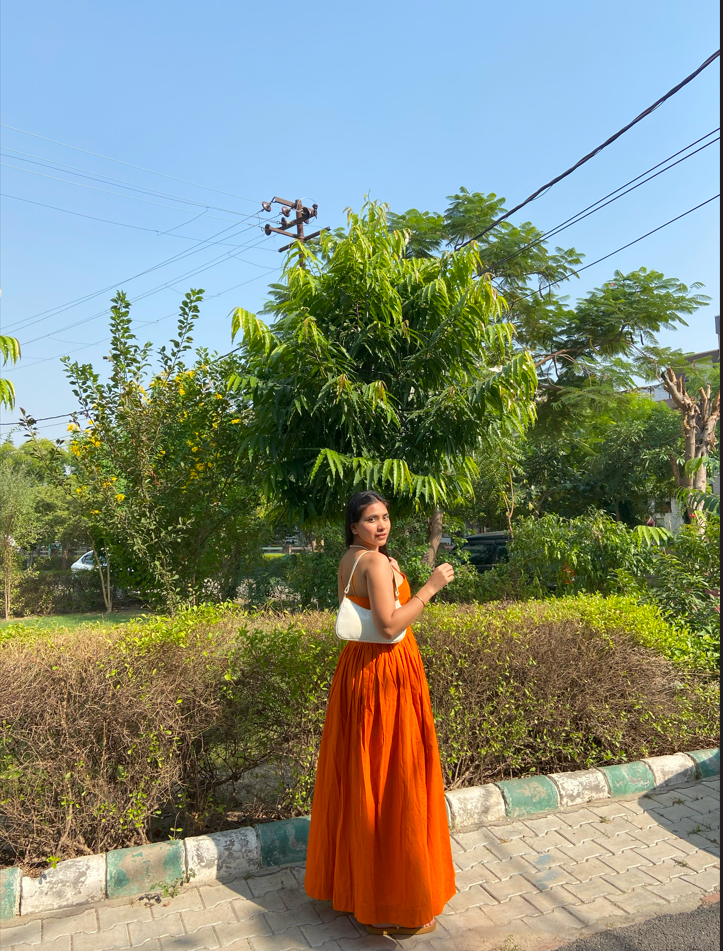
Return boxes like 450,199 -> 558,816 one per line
1,0 -> 720,442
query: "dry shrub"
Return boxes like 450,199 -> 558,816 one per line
0,626 -> 221,869
416,605 -> 719,787
0,598 -> 718,870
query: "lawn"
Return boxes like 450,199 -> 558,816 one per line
0,609 -> 149,632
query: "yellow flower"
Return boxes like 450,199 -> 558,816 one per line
115,493 -> 126,502
231,419 -> 241,424
67,422 -> 79,432
215,394 -> 223,400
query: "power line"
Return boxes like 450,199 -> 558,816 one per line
1,192 -> 283,249
484,129 -> 720,276
509,194 -> 720,306
1,147 -> 262,219
458,48 -> 721,250
0,161 -> 253,224
1,123 -> 261,206
18,231 -> 274,346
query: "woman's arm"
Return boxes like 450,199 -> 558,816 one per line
365,553 -> 454,640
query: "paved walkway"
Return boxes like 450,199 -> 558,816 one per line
2,777 -> 719,951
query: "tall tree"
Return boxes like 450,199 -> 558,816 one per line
230,201 -> 538,559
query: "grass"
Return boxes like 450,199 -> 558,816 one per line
0,610 -> 149,632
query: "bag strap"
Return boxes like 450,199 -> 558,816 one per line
343,549 -> 399,598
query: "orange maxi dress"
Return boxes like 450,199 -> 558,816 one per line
304,574 -> 456,927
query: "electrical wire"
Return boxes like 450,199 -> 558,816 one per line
508,194 -> 720,306
1,123 -> 261,206
457,48 -> 721,249
481,130 -> 720,275
1,147 -> 264,219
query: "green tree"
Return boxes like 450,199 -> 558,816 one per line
25,290 -> 268,612
230,201 -> 538,559
0,334 -> 21,409
0,458 -> 40,618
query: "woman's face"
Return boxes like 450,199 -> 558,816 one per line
351,501 -> 391,548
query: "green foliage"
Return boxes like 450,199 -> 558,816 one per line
0,334 -> 21,409
230,200 -> 538,522
1,596 -> 717,867
26,290 -> 270,612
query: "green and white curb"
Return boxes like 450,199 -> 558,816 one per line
2,748 -> 718,920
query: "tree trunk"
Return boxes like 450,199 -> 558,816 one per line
423,509 -> 444,568
61,545 -> 69,571
661,368 -> 721,518
93,547 -> 113,614
3,538 -> 10,620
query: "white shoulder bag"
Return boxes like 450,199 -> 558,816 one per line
336,550 -> 407,644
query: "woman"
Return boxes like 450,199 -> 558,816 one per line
305,490 -> 457,936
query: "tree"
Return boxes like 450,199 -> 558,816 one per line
230,201 -> 538,560
25,290 -> 268,612
661,358 -> 721,516
0,334 -> 21,409
0,458 -> 40,618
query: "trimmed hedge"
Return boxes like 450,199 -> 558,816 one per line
0,596 -> 718,870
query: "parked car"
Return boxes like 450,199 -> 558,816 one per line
454,532 -> 509,572
70,551 -> 107,571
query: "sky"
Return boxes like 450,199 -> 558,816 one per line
1,0 -> 720,443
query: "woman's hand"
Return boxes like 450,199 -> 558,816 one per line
428,562 -> 455,594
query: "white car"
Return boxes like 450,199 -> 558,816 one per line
70,551 -> 106,571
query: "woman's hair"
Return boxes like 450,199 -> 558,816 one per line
345,490 -> 390,555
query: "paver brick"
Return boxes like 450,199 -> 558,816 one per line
159,927 -> 220,951
529,831 -> 571,852
681,867 -> 721,892
300,917 -> 359,947
629,825 -> 674,846
565,878 -> 622,903
522,907 -> 585,936
248,928 -> 311,951
199,882 -> 252,907
453,864 -> 507,891
592,817 -> 636,837
597,833 -> 641,854
0,919 -> 41,947
488,822 -> 529,841
264,905 -> 322,934
484,839 -> 536,861
559,840 -> 614,863
558,808 -> 600,827
568,859 -> 614,882
648,879 -> 708,903
558,826 -> 602,847
181,903 -> 236,933
522,815 -> 568,835
450,828 -> 499,851
445,884 -> 498,913
151,890 -> 204,919
232,896 -> 286,921
215,918 -> 272,944
626,813 -> 658,831
685,833 -> 721,852
337,934 -> 396,951
42,909 -> 98,940
435,905 -> 492,936
7,939 -> 69,951
248,873 -> 297,900
632,841 -> 690,864
609,889 -> 669,915
674,849 -> 719,871
522,885 -> 578,915
592,802 -> 639,820
526,848 -> 570,871
601,868 -> 658,892
214,941 -> 251,951
568,897 -> 629,926
481,895 -> 538,926
279,888 -> 315,912
642,860 -> 691,884
74,924 -> 130,951
523,866 -> 581,892
483,855 -> 536,882
482,875 -> 537,902
598,851 -> 653,874
452,845 -> 495,871
128,914 -> 184,945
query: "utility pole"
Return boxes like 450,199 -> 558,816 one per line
261,196 -> 329,266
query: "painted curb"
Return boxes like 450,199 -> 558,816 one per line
107,840 -> 186,900
495,775 -> 560,818
445,784 -> 506,831
2,747 -> 718,919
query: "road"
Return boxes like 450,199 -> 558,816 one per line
559,899 -> 719,951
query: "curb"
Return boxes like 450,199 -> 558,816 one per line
1,747 -> 718,920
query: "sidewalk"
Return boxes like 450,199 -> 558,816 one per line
1,776 -> 719,951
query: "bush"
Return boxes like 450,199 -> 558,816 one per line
0,596 -> 717,870
11,569 -> 140,616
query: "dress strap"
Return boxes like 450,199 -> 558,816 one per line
344,550 -> 371,595
344,550 -> 399,598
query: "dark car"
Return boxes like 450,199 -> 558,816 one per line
455,531 -> 510,572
